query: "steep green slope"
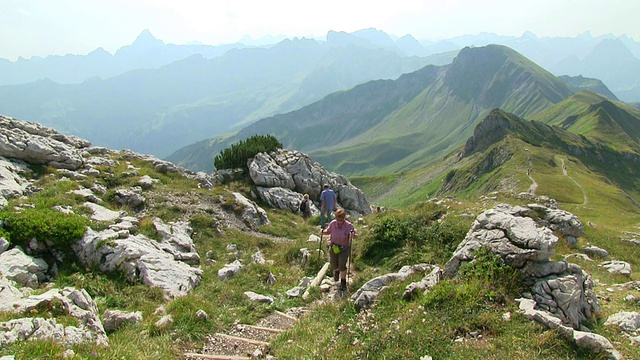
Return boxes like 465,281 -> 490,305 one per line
533,91 -> 640,153
366,109 -> 640,222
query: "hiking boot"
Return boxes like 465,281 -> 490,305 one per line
340,279 -> 347,291
333,270 -> 339,282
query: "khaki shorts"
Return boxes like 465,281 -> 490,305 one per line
329,245 -> 350,271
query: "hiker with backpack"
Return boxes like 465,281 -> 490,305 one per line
298,193 -> 312,220
319,183 -> 337,229
320,208 -> 357,291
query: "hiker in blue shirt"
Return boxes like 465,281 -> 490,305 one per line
320,184 -> 337,229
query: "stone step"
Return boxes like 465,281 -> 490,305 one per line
184,354 -> 250,360
226,324 -> 283,343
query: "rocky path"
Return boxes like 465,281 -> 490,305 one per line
183,266 -> 351,359
183,309 -> 304,359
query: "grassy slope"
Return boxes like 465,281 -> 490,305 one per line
1,145 -> 639,359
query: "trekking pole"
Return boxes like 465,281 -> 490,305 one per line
347,229 -> 354,285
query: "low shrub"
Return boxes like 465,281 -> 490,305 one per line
0,208 -> 88,250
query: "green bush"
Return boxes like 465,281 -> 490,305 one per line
0,208 -> 89,250
214,134 -> 283,171
360,203 -> 464,265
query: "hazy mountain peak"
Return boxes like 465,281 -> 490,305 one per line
133,29 -> 164,47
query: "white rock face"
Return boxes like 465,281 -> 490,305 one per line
0,247 -> 48,288
73,221 -> 202,298
248,150 -> 372,216
0,115 -> 90,170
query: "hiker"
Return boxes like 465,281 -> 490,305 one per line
320,183 -> 337,229
320,208 -> 357,291
299,193 -> 312,220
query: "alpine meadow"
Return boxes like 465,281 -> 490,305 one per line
1,26 -> 640,360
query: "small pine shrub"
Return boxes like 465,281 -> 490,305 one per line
214,134 -> 283,171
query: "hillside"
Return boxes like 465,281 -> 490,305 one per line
1,115 -> 639,359
173,44 -> 575,175
0,39 -> 445,158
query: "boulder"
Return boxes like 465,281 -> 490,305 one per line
604,311 -> 640,332
351,264 -> 429,309
232,192 -> 270,230
102,310 -> 143,333
114,187 -> 145,208
244,291 -> 274,303
248,152 -> 295,189
248,150 -> 372,216
601,261 -> 632,276
218,260 -> 244,280
0,247 -> 48,288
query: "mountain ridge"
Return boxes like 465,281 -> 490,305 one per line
173,44 -> 576,175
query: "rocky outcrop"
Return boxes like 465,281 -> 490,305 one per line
73,218 -> 202,298
0,115 -> 90,170
248,150 -> 371,216
0,286 -> 107,347
444,204 -> 599,330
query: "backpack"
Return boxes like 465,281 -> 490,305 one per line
299,199 -> 308,212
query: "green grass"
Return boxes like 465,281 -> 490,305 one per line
3,135 -> 640,360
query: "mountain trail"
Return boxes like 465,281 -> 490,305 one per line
183,254 -> 354,359
557,156 -> 588,205
526,151 -> 538,195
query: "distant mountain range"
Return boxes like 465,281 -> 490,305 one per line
0,28 -> 639,168
0,36 -> 452,157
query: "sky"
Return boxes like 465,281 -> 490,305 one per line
1,0 -> 638,61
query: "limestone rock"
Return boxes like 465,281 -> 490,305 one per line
0,247 -> 48,288
1,287 -> 107,347
601,261 -> 632,276
604,311 -> 640,332
73,225 -> 202,298
232,192 -> 270,230
83,202 -> 126,222
244,291 -> 274,303
0,115 -> 89,170
102,310 -> 143,333
248,150 -> 372,216
218,260 -> 244,280
446,204 -> 599,329
351,264 -> 429,308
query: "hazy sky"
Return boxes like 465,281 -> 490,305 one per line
2,0 -> 638,61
